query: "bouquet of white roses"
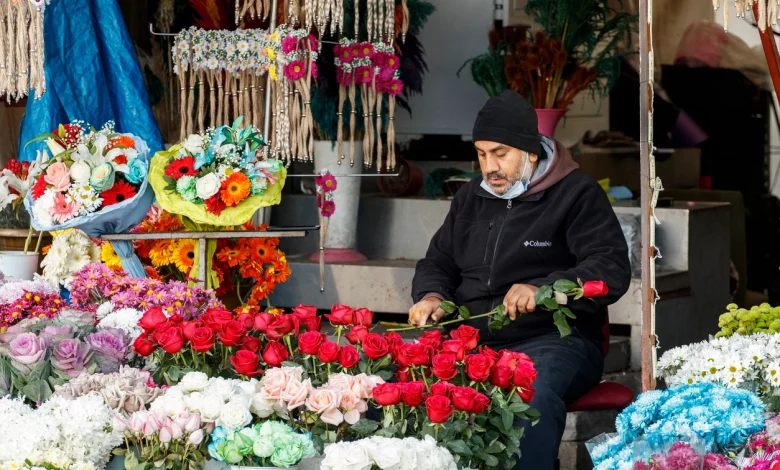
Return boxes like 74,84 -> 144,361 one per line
320,435 -> 458,470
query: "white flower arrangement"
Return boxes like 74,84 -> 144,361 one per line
0,395 -> 122,470
39,229 -> 100,288
320,435 -> 458,470
658,332 -> 780,397
97,304 -> 144,343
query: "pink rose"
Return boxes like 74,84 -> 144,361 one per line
326,373 -> 352,391
281,378 -> 313,410
349,373 -> 383,400
44,162 -> 71,192
260,368 -> 296,401
306,388 -> 344,425
339,390 -> 367,425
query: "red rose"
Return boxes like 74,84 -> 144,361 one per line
253,313 -> 274,333
317,341 -> 340,363
496,350 -> 532,370
133,333 -> 156,356
431,354 -> 458,381
395,367 -> 413,382
201,308 -> 234,331
430,382 -> 453,398
325,304 -> 355,326
471,392 -> 491,414
362,333 -> 389,360
237,313 -> 256,330
479,345 -> 500,362
151,321 -> 176,344
262,341 -> 289,367
300,314 -> 322,332
425,395 -> 454,424
465,354 -> 494,383
442,340 -> 466,361
338,345 -> 360,368
181,321 -> 200,341
450,325 -> 480,351
240,336 -> 262,353
451,386 -> 477,412
519,385 -> 535,403
218,320 -> 247,347
168,314 -> 184,324
190,327 -> 216,353
419,330 -> 444,353
582,280 -> 609,298
292,305 -> 321,332
490,365 -> 514,389
298,331 -> 326,355
230,350 -> 262,376
354,308 -> 374,327
138,307 -> 167,331
512,361 -> 537,389
373,383 -> 402,406
345,325 -> 369,345
158,326 -> 185,354
397,343 -> 430,368
266,315 -> 294,341
401,381 -> 426,407
384,332 -> 404,356
292,304 -> 317,317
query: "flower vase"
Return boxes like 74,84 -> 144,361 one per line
535,108 -> 567,138
308,140 -> 367,263
0,251 -> 39,280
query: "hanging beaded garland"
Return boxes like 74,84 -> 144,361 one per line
713,0 -> 776,31
0,0 -> 48,102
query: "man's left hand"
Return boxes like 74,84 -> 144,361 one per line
503,284 -> 538,320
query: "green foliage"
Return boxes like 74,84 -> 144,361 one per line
716,302 -> 780,337
457,42 -> 509,98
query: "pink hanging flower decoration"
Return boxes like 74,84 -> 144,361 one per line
355,66 -> 374,84
315,173 -> 337,192
282,36 -> 298,54
308,35 -> 319,51
284,60 -> 307,81
320,200 -> 336,217
358,42 -> 375,59
387,79 -> 404,97
310,62 -> 319,79
385,54 -> 401,71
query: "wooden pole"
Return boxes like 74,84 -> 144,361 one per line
639,0 -> 657,392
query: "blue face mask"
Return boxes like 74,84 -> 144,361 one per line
480,156 -> 532,200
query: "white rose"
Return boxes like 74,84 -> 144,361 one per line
321,443 -> 349,470
250,394 -> 276,418
206,378 -> 236,402
70,161 -> 91,183
554,291 -> 568,305
183,391 -> 204,412
180,372 -> 210,393
368,442 -> 401,470
198,394 -> 224,422
183,134 -> 205,154
163,396 -> 186,417
195,173 -> 221,200
342,444 -> 373,470
215,401 -> 252,430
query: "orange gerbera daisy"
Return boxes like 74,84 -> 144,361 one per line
239,259 -> 264,280
106,135 -> 136,150
220,173 -> 251,207
249,281 -> 276,302
216,246 -> 249,267
246,238 -> 275,263
268,256 -> 291,283
173,239 -> 196,272
149,240 -> 176,267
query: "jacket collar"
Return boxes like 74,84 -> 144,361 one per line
472,181 -> 546,202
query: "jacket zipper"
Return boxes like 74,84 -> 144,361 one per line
483,222 -> 493,262
486,199 -> 513,291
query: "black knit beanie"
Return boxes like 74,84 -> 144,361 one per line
472,90 -> 544,159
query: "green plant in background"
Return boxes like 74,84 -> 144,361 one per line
457,41 -> 508,98
716,303 -> 780,337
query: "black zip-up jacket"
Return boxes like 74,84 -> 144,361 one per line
412,141 -> 631,348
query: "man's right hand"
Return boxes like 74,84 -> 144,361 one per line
408,297 -> 446,327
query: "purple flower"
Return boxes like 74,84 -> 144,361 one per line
51,338 -> 93,378
39,324 -> 76,347
8,332 -> 46,373
86,328 -> 128,373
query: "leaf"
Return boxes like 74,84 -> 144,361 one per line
541,298 -> 559,310
491,304 -> 506,319
488,320 -> 505,330
553,279 -> 578,293
440,301 -> 457,315
458,305 -> 471,320
446,420 -> 468,433
560,306 -> 577,319
553,311 -> 572,337
485,441 -> 506,454
373,354 -> 393,370
446,440 -> 472,456
501,409 -> 514,431
165,366 -> 181,383
350,418 -> 379,435
375,369 -> 394,381
534,285 -> 553,302
281,361 -> 301,368
508,402 -> 530,413
483,454 -> 499,467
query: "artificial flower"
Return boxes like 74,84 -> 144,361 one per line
125,158 -> 148,185
165,156 -> 198,180
100,180 -> 137,208
220,172 -> 251,207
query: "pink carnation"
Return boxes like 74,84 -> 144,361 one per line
282,36 -> 298,54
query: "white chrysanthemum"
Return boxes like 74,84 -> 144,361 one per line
31,189 -> 56,228
67,183 -> 102,215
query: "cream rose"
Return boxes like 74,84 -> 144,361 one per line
260,369 -> 292,401
195,173 -> 221,200
69,161 -> 91,184
216,401 -> 252,430
306,388 -> 343,425
349,374 -> 383,400
339,390 -> 367,425
281,378 -> 312,410
180,372 -> 209,393
250,394 -> 276,418
198,394 -> 224,422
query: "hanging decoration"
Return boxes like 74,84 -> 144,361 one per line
235,0 -> 271,25
314,169 -> 337,292
1,0 -> 48,102
366,0 -> 397,43
712,0 -> 773,31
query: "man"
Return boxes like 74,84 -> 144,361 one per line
409,90 -> 631,469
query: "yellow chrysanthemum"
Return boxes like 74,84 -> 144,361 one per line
269,65 -> 278,81
149,240 -> 176,267
173,239 -> 196,272
100,243 -> 122,271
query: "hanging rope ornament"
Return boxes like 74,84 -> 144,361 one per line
315,170 -> 337,292
373,43 -> 402,171
236,0 -> 271,25
1,0 -> 49,103
713,0 -> 776,31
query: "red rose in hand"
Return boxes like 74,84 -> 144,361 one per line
218,320 -> 247,347
397,343 -> 430,368
519,385 -> 535,403
373,383 -> 402,406
230,350 -> 262,376
395,368 -> 413,382
442,340 -> 466,361
465,354 -> 494,383
253,313 -> 274,333
431,354 -> 458,381
479,345 -> 500,362
384,332 -> 404,356
262,341 -> 289,367
266,315 -> 294,341
345,325 -> 369,345
190,327 -> 216,353
138,307 -> 167,331
133,333 -> 156,356
425,395 -> 454,424
582,280 -> 609,298
158,326 -> 185,354
318,341 -> 340,363
338,345 -> 360,368
450,325 -> 480,351
401,381 -> 426,406
354,308 -> 374,327
419,330 -> 444,353
451,386 -> 477,412
430,382 -> 453,398
362,333 -> 389,360
240,336 -> 262,353
325,304 -> 355,326
490,365 -> 513,389
237,313 -> 256,330
298,331 -> 326,355
471,392 -> 491,414
496,350 -> 532,370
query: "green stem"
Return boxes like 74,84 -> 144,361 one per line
336,326 -> 343,346
236,278 -> 243,306
388,312 -> 495,332
507,385 -> 517,402
33,230 -> 44,254
266,296 -> 272,310
23,225 -> 33,254
285,335 -> 295,358
420,367 -> 429,391
434,423 -> 439,440
311,355 -> 318,381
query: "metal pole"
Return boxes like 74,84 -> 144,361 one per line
639,0 -> 657,392
198,238 -> 208,288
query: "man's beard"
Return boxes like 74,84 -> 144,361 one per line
483,171 -> 520,195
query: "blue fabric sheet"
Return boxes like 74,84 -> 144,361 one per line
18,0 -> 163,161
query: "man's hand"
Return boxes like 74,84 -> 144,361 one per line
408,297 -> 446,327
503,284 -> 539,320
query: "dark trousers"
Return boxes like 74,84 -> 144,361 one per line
507,331 -> 604,470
